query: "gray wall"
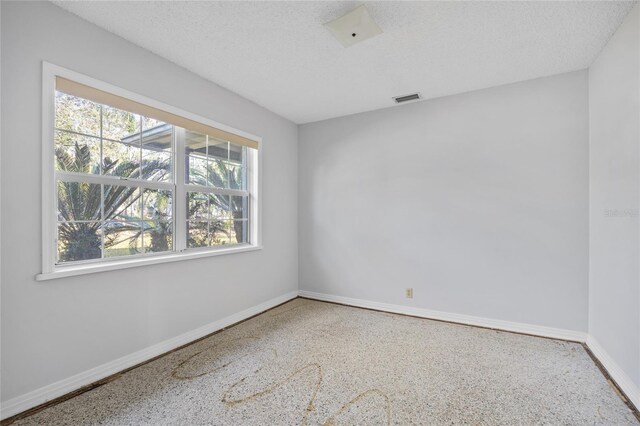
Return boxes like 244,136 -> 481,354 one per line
589,4 -> 640,389
0,1 -> 298,402
299,70 -> 589,332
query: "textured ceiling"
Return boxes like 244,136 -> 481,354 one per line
53,1 -> 634,124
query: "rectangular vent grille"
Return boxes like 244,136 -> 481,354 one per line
393,93 -> 421,103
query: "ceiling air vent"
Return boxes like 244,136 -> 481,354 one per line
393,93 -> 421,104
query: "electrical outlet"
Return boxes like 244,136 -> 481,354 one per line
405,288 -> 413,299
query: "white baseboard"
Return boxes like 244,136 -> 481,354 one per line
298,290 -> 588,342
0,290 -> 298,421
586,335 -> 640,410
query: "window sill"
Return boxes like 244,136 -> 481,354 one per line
36,244 -> 263,282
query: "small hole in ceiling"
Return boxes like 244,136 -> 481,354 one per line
352,33 -> 357,37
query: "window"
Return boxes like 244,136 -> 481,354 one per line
40,64 -> 260,279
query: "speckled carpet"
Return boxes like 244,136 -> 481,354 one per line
13,298 -> 638,425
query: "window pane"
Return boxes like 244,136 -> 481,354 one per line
144,221 -> 173,253
207,139 -> 228,161
141,120 -> 173,183
143,188 -> 173,253
231,220 -> 248,244
187,221 -> 209,248
187,192 -> 209,220
102,105 -> 141,142
229,143 -> 245,165
104,221 -> 142,257
57,181 -> 101,221
230,195 -> 248,220
57,221 -> 102,263
187,155 -> 207,185
209,194 -> 232,219
102,140 -> 141,179
185,130 -> 207,185
228,162 -> 245,190
207,158 -> 229,189
103,185 -> 142,221
142,149 -> 172,182
55,92 -> 101,137
185,129 -> 207,151
143,189 -> 173,221
211,220 -> 232,245
55,131 -> 101,174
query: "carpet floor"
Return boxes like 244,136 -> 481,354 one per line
12,298 -> 638,425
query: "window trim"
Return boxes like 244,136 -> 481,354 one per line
38,62 -> 263,281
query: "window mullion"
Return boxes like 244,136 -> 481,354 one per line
100,106 -> 105,259
182,183 -> 248,197
55,171 -> 173,191
100,183 -> 105,259
174,127 -> 187,252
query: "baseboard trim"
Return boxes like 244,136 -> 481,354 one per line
298,290 -> 588,342
586,335 -> 640,411
0,290 -> 298,421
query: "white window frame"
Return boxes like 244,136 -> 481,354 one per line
37,62 -> 262,281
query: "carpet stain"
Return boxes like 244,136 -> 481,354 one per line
171,336 -> 265,380
222,359 -> 390,426
223,362 -> 323,425
173,333 -> 391,425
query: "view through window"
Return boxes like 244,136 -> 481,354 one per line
53,81 -> 257,265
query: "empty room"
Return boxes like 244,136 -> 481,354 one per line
1,0 -> 639,424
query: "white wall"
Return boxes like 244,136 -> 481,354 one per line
0,1 -> 297,403
589,4 -> 640,391
299,70 -> 589,332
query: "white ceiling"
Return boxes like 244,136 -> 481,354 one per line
54,1 -> 634,124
